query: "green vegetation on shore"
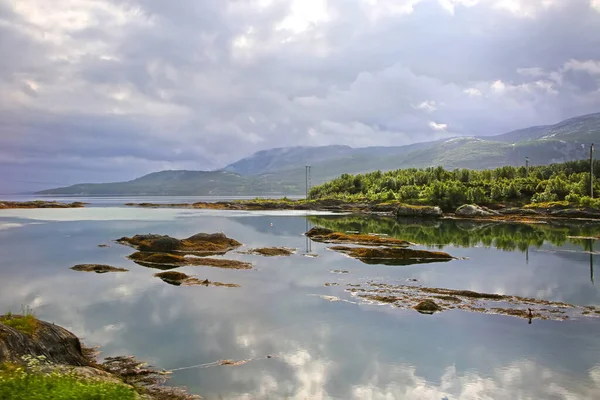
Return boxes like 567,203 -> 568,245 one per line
308,160 -> 600,210
0,356 -> 135,400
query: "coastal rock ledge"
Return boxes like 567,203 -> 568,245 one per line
395,205 -> 443,218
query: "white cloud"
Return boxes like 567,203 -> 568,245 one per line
414,100 -> 438,112
2,0 -> 600,191
563,59 -> 600,75
277,0 -> 331,33
429,121 -> 448,131
491,80 -> 506,92
464,88 -> 482,96
592,0 -> 600,12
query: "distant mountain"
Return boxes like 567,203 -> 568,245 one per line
39,112 -> 600,196
37,170 -> 298,196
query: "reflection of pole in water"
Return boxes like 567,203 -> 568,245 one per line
304,216 -> 312,255
590,239 -> 595,285
526,246 -> 529,265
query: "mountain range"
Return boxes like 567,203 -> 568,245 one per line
39,112 -> 600,196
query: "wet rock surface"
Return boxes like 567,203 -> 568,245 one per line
348,282 -> 599,321
395,205 -> 443,218
71,264 -> 128,273
456,204 -> 499,217
129,252 -> 252,270
329,246 -> 455,266
238,247 -> 296,256
154,271 -> 240,288
0,201 -> 86,209
305,227 -> 412,247
117,232 -> 241,256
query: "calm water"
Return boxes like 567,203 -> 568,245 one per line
1,200 -> 600,399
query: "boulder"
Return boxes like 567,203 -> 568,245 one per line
0,317 -> 89,366
414,300 -> 441,314
455,204 -> 499,217
396,205 -> 443,218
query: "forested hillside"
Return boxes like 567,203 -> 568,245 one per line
308,160 -> 600,209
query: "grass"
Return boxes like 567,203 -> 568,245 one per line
0,362 -> 135,400
0,307 -> 40,336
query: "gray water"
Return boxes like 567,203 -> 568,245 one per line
1,200 -> 599,399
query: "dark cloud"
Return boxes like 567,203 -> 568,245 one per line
1,0 -> 600,192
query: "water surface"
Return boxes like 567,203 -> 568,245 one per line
1,201 -> 599,399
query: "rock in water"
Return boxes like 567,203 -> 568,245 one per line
414,300 -> 441,314
71,264 -> 128,273
396,205 -> 443,218
455,204 -> 499,217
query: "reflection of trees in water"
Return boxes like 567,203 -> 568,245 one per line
308,215 -> 600,253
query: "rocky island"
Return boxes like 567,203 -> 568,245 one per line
0,201 -> 86,209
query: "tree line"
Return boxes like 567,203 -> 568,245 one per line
308,159 -> 600,210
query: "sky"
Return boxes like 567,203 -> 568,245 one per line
1,0 -> 600,193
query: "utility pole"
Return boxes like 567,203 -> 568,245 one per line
525,157 -> 529,178
591,144 -> 595,199
305,165 -> 311,199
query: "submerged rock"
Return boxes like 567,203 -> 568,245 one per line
395,205 -> 443,218
414,300 -> 441,314
330,246 -> 454,266
71,264 -> 128,273
129,252 -> 252,270
306,227 -> 412,247
117,232 -> 241,256
0,201 -> 85,209
347,282 -> 597,321
154,271 -> 240,288
239,247 -> 296,256
455,204 -> 499,217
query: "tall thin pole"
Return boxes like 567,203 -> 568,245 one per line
525,157 -> 529,178
305,165 -> 312,199
591,144 -> 595,199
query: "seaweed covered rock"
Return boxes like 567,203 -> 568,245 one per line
0,317 -> 89,366
154,272 -> 240,288
117,232 -> 242,255
414,300 -> 441,314
396,205 -> 442,218
71,264 -> 128,273
129,252 -> 252,270
455,204 -> 499,217
306,227 -> 411,247
239,247 -> 296,257
154,271 -> 189,285
330,246 -> 454,266
0,201 -> 85,209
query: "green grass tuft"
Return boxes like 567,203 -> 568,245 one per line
1,307 -> 40,336
0,363 -> 136,400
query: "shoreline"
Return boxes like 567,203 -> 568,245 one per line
123,199 -> 600,223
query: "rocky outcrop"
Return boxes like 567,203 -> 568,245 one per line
348,282 -> 600,321
455,204 -> 500,217
129,252 -> 252,270
71,264 -> 128,273
117,232 -> 242,256
395,204 -> 443,218
329,246 -> 454,266
0,201 -> 85,209
154,272 -> 239,287
0,318 -> 89,366
238,247 -> 296,256
414,300 -> 441,314
305,227 -> 412,247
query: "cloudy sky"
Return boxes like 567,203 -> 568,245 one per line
1,0 -> 600,192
